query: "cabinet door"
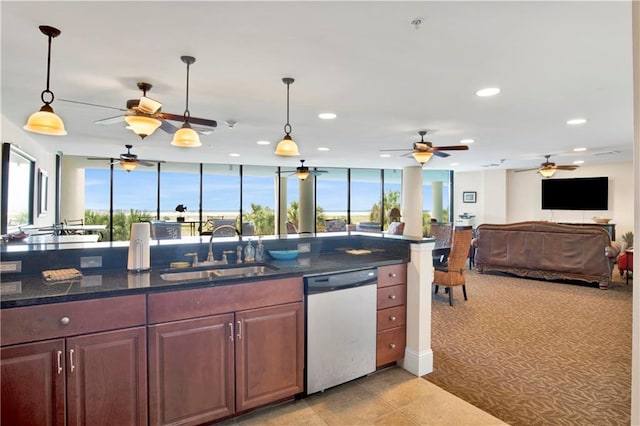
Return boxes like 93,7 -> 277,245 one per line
66,327 -> 147,426
235,302 -> 304,411
1,339 -> 65,426
148,314 -> 235,426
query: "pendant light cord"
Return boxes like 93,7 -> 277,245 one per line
183,61 -> 191,123
284,82 -> 291,135
41,33 -> 54,106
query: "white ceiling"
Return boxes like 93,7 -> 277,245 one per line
1,1 -> 634,172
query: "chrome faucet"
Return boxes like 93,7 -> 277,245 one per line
207,225 -> 240,263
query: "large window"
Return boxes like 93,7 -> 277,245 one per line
315,167 -> 348,232
1,144 -> 35,232
350,168 -> 382,228
202,164 -> 241,234
242,165 -> 277,236
423,169 -> 452,236
383,169 -> 402,230
161,162 -> 200,235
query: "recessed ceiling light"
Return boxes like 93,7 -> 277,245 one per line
256,140 -> 271,145
567,118 -> 587,125
460,139 -> 475,144
380,154 -> 391,158
476,87 -> 500,97
317,147 -> 330,151
450,162 -> 459,166
318,113 -> 336,120
573,147 -> 587,152
573,160 -> 584,165
229,153 -> 240,157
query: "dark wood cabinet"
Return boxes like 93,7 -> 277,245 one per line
0,295 -> 147,426
376,264 -> 407,368
147,277 -> 304,425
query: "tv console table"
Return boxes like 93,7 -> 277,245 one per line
559,222 -> 615,241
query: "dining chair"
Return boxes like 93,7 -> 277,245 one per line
429,222 -> 453,266
62,218 -> 84,235
433,227 -> 473,306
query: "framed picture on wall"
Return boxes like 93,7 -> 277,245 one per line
38,168 -> 48,216
462,191 -> 477,203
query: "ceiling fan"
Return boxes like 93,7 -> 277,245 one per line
514,154 -> 579,178
59,81 -> 217,139
88,144 -> 160,172
279,160 -> 328,180
380,131 -> 470,165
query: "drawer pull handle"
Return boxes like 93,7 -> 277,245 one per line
389,316 -> 397,321
228,323 -> 234,341
388,294 -> 396,300
60,317 -> 70,325
69,349 -> 75,372
389,273 -> 397,278
57,351 -> 63,374
389,343 -> 396,349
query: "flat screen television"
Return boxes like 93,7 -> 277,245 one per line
541,177 -> 608,210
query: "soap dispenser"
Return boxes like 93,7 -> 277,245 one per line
255,237 -> 265,262
244,240 -> 255,263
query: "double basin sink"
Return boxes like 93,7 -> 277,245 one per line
160,264 -> 279,282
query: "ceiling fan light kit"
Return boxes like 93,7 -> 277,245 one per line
24,25 -> 67,136
412,151 -> 434,165
120,159 -> 138,172
124,115 -> 162,139
538,168 -> 557,178
171,55 -> 202,148
275,77 -> 300,156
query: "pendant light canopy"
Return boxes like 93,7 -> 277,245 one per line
171,55 -> 201,148
275,77 -> 299,156
24,25 -> 67,136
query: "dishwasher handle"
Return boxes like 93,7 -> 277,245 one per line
305,269 -> 377,294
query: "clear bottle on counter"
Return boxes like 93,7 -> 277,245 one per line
236,245 -> 243,264
255,237 -> 264,262
244,240 -> 255,263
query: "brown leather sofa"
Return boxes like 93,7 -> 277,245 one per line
472,221 -> 620,289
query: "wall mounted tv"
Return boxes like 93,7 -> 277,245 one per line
541,177 -> 608,210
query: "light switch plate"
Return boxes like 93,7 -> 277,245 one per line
80,256 -> 102,268
297,243 -> 311,253
0,261 -> 22,273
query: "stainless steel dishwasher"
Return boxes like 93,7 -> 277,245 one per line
305,268 -> 377,394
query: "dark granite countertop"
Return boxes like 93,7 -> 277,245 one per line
0,251 -> 406,308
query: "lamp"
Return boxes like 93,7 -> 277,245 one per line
389,207 -> 401,222
275,77 -> 300,156
296,160 -> 310,180
412,151 -> 433,165
538,168 -> 556,178
120,159 -> 137,173
125,115 -> 161,139
24,25 -> 67,136
171,56 -> 201,147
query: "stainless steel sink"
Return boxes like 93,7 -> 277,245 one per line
160,264 -> 279,282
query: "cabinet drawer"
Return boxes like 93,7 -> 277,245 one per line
0,295 -> 146,346
377,306 -> 406,332
376,327 -> 406,367
377,284 -> 406,310
148,277 -> 303,324
377,264 -> 406,288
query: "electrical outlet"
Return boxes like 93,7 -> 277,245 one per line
80,256 -> 102,268
0,261 -> 22,273
297,243 -> 311,253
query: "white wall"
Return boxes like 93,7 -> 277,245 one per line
1,115 -> 59,227
456,161 -> 634,247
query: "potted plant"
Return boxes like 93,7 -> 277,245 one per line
175,204 -> 187,222
621,231 -> 633,250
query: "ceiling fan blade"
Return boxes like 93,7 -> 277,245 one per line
380,148 -> 412,152
87,157 -> 112,161
160,112 -> 217,129
159,120 -> 180,134
58,98 -> 128,112
138,160 -> 156,167
434,151 -> 450,158
514,168 -> 539,173
95,115 -> 125,125
555,165 -> 579,170
432,145 -> 469,151
137,96 -> 162,114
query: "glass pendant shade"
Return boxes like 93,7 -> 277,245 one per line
171,125 -> 201,147
412,151 -> 433,165
120,160 -> 137,172
124,115 -> 161,139
538,168 -> 556,178
24,105 -> 67,135
275,135 -> 299,156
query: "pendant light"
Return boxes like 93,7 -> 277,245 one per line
274,77 -> 300,156
24,25 -> 67,136
171,56 -> 201,148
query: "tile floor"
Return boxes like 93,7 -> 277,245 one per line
220,367 -> 507,425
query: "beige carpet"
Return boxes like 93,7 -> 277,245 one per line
426,269 -> 633,426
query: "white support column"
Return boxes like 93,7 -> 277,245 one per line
60,156 -> 85,224
401,241 -> 434,376
298,178 -> 314,233
401,166 -> 424,238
